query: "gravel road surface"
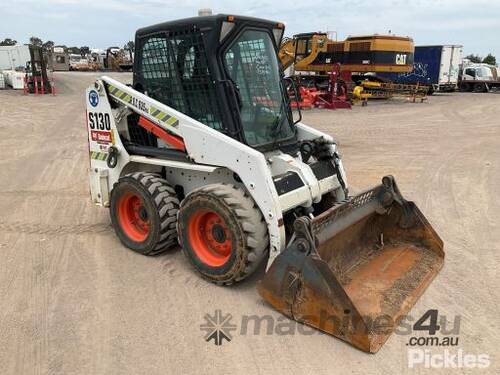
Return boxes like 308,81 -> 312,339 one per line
0,72 -> 498,374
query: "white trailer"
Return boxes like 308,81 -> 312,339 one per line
436,45 -> 463,91
0,45 -> 31,70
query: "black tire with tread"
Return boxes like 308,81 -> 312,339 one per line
110,172 -> 179,256
177,183 -> 269,285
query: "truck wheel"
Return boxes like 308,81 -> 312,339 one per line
177,184 -> 269,285
110,172 -> 179,255
473,83 -> 486,93
459,83 -> 471,92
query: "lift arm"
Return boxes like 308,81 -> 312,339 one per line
100,76 -> 183,138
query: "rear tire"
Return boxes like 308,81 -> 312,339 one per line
459,82 -> 471,92
177,184 -> 269,285
110,172 -> 179,255
473,83 -> 487,93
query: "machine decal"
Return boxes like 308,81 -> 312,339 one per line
149,106 -> 179,127
130,96 -> 148,112
107,84 -> 134,105
89,90 -> 99,107
88,112 -> 111,130
90,130 -> 112,144
106,84 -> 179,128
90,151 -> 108,161
396,53 -> 408,65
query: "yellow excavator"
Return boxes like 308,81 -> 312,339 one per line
280,32 -> 427,102
280,32 -> 414,74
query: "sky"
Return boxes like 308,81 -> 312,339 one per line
0,0 -> 499,60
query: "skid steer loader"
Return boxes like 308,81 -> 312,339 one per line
85,14 -> 444,353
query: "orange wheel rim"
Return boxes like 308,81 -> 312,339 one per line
117,192 -> 150,242
188,209 -> 232,267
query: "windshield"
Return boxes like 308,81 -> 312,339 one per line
224,29 -> 295,147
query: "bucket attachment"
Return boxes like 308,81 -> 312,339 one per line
258,176 -> 444,353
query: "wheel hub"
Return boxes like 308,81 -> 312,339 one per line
188,210 -> 232,267
211,224 -> 226,243
138,206 -> 148,222
117,193 -> 150,242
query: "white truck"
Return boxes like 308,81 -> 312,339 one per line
459,61 -> 500,92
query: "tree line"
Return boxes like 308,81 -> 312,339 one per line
465,54 -> 496,66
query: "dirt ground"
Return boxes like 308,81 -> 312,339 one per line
0,72 -> 498,374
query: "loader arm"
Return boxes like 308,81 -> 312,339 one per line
100,76 -> 183,138
279,37 -> 296,70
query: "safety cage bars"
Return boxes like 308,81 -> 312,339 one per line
125,28 -> 224,148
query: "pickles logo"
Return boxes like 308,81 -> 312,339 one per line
200,310 -> 237,346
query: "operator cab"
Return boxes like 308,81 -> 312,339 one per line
130,14 -> 297,152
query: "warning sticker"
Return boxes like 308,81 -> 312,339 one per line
90,151 -> 107,161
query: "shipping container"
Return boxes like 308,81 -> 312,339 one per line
377,45 -> 463,93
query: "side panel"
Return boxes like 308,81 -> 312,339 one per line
439,46 -> 452,84
449,46 -> 463,84
181,121 -> 286,259
85,83 -> 130,206
377,46 -> 442,86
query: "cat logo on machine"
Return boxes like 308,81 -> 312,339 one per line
396,54 -> 408,65
89,90 -> 99,107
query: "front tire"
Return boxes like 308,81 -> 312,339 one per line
110,172 -> 179,255
177,184 -> 269,285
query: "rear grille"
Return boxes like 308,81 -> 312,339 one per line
349,42 -> 371,52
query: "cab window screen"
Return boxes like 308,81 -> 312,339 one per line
138,31 -> 223,131
224,29 -> 295,147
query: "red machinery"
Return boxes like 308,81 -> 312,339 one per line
290,65 -> 351,110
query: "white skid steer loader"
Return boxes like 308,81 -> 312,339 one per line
86,14 -> 444,353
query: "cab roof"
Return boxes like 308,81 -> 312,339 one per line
136,14 -> 281,37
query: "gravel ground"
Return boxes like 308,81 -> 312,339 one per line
0,72 -> 498,374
